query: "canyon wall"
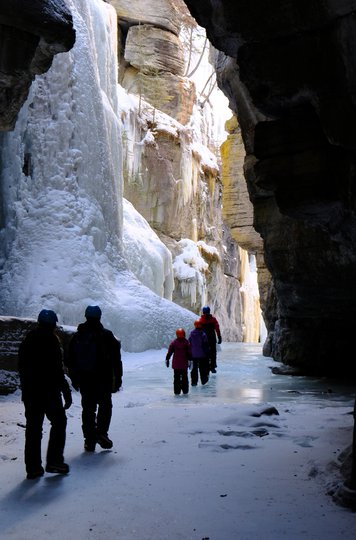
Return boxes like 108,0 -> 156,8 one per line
109,0 -> 262,341
184,0 -> 356,375
0,0 -> 75,131
0,0 -> 262,354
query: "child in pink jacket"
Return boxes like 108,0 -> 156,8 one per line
166,328 -> 192,395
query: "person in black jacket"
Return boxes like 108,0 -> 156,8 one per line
18,309 -> 72,479
199,306 -> 222,373
67,306 -> 122,452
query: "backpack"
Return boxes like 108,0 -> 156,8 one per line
72,330 -> 101,374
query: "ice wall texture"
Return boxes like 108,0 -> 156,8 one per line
0,0 -> 195,351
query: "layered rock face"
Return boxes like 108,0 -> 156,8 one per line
0,0 -> 75,130
184,0 -> 356,375
118,0 -> 196,125
220,114 -> 270,335
110,0 -> 181,36
110,0 -> 246,340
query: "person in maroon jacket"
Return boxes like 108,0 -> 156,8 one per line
199,306 -> 222,373
165,328 -> 192,395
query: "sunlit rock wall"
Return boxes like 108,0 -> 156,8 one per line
117,0 -> 196,126
184,0 -> 356,376
109,0 -> 181,36
118,89 -> 244,341
111,0 -> 247,341
220,114 -> 268,339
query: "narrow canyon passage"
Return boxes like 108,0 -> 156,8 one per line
1,343 -> 355,539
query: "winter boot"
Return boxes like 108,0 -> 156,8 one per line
27,466 -> 45,480
84,440 -> 96,452
45,462 -> 70,474
97,434 -> 113,449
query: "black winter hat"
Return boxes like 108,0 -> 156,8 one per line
85,305 -> 102,320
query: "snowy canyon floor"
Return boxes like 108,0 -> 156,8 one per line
1,343 -> 355,540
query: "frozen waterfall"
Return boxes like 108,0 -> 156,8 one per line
0,0 -> 195,351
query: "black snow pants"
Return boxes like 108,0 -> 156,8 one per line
191,358 -> 210,386
80,381 -> 113,443
208,341 -> 217,371
23,394 -> 67,473
173,369 -> 189,395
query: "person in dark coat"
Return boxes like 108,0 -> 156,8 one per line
188,319 -> 210,386
18,309 -> 72,479
199,306 -> 222,373
67,305 -> 122,452
165,328 -> 192,395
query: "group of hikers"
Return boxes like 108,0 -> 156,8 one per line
17,304 -> 221,480
18,305 -> 122,479
166,306 -> 222,395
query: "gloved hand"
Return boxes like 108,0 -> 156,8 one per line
165,358 -> 169,368
112,377 -> 122,393
63,390 -> 72,410
218,336 -> 222,344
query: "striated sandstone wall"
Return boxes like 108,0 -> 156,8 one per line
111,0 -> 248,341
109,0 -> 181,36
119,101 -> 244,340
220,114 -> 268,340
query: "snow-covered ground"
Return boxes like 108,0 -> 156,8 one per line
1,343 -> 355,540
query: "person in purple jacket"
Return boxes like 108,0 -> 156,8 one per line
188,319 -> 210,386
165,328 -> 192,395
